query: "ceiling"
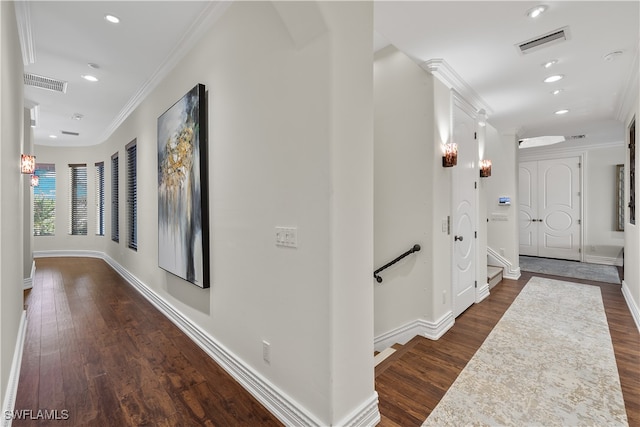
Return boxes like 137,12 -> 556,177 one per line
18,1 -> 640,148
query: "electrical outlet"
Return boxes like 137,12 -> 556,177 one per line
262,340 -> 271,364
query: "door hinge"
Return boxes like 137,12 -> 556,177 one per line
474,280 -> 477,288
578,162 -> 581,168
577,219 -> 581,225
474,181 -> 477,189
475,231 -> 477,238
474,132 -> 477,140
578,248 -> 581,253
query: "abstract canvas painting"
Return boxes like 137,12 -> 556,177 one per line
158,84 -> 209,288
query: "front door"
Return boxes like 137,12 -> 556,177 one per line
519,157 -> 581,260
452,104 -> 476,318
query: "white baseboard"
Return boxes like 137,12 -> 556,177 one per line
487,248 -> 521,280
2,311 -> 27,427
335,393 -> 380,427
584,255 -> 623,267
374,311 -> 454,353
23,261 -> 35,290
622,280 -> 640,334
35,250 -> 378,427
476,282 -> 490,303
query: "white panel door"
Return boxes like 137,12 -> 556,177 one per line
538,158 -> 581,260
452,105 -> 476,318
518,157 -> 581,260
519,161 -> 538,256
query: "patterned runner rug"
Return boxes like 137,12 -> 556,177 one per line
423,277 -> 628,426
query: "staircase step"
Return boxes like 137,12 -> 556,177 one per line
488,265 -> 503,288
374,347 -> 397,367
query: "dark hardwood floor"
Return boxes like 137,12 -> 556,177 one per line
14,257 -> 282,426
13,258 -> 640,426
376,271 -> 640,427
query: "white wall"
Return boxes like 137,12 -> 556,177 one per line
485,126 -> 521,278
623,94 -> 639,330
373,46 -> 435,340
0,0 -> 25,407
34,2 -> 375,424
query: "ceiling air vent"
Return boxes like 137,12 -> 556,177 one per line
565,134 -> 586,141
24,73 -> 68,93
517,27 -> 570,55
61,130 -> 79,136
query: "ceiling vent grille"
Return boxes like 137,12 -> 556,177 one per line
24,73 -> 67,93
517,27 -> 570,55
61,130 -> 79,136
565,134 -> 586,141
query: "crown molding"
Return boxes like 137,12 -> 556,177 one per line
421,58 -> 492,118
14,1 -> 36,65
615,43 -> 639,123
99,1 -> 232,143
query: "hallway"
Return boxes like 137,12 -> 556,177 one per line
15,258 -> 281,426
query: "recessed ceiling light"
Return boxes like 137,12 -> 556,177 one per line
544,74 -> 564,83
81,75 -> 99,82
87,63 -> 100,69
71,113 -> 84,121
551,89 -> 563,95
49,135 -> 58,139
527,5 -> 548,18
104,14 -> 120,24
555,109 -> 569,115
543,59 -> 558,68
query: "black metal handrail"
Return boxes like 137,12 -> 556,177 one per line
374,244 -> 421,283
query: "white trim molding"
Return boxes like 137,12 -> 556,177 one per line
2,311 -> 27,427
335,393 -> 381,427
421,59 -> 492,119
374,311 -> 454,353
487,247 -> 521,280
622,280 -> 640,333
23,261 -> 35,290
33,251 -> 379,427
14,1 -> 36,66
475,282 -> 490,303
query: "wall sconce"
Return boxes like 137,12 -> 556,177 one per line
480,159 -> 492,177
21,154 -> 36,174
30,174 -> 39,187
442,143 -> 458,167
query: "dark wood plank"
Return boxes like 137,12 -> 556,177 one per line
13,257 -> 282,426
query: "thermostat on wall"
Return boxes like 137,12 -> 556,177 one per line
498,196 -> 511,206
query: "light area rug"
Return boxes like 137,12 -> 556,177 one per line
423,277 -> 628,426
520,256 -> 621,284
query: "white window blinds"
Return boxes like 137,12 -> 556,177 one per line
95,162 -> 105,236
68,164 -> 88,235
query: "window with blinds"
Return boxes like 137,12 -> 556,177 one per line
68,164 -> 88,235
33,163 -> 56,236
95,162 -> 105,236
126,140 -> 137,251
111,153 -> 119,242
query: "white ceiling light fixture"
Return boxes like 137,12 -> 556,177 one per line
526,5 -> 548,19
104,14 -> 120,24
555,109 -> 570,115
544,74 -> 564,83
551,89 -> 563,95
49,134 -> 58,139
543,59 -> 558,68
81,74 -> 99,82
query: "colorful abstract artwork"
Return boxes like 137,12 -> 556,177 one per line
157,84 -> 209,288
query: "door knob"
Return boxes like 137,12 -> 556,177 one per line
454,235 -> 463,241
